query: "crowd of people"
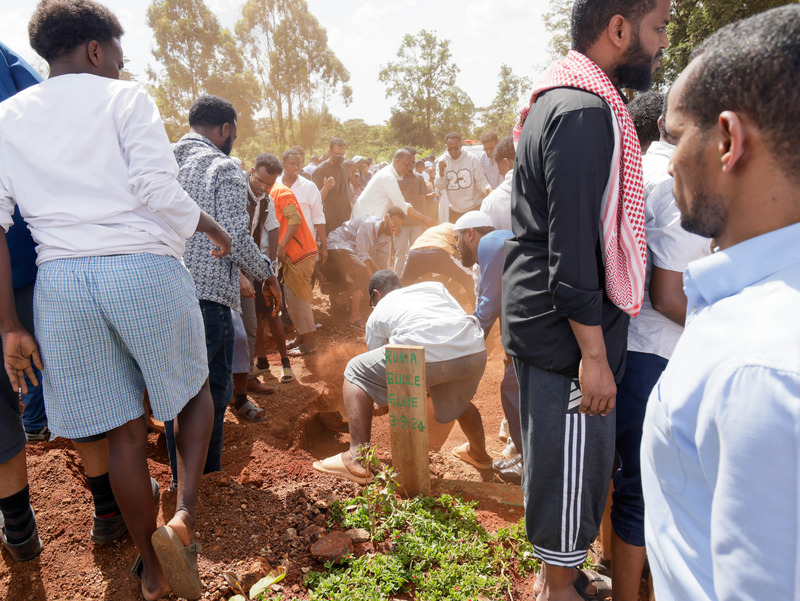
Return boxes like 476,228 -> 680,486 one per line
1,0 -> 799,600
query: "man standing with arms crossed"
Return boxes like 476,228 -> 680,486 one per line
502,0 -> 669,599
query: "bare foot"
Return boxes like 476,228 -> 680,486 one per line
341,449 -> 369,479
166,509 -> 195,546
140,564 -> 170,601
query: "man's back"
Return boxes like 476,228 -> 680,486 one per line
351,164 -> 407,219
365,281 -> 484,363
503,87 -> 628,380
0,74 -> 198,263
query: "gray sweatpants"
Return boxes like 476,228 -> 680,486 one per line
515,360 -> 615,568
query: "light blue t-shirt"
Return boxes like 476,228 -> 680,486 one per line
642,221 -> 800,601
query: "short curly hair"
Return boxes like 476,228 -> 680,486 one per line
28,0 -> 124,63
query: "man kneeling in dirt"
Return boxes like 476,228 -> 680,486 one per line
313,270 -> 493,483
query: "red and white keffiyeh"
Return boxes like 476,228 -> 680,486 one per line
514,50 -> 647,317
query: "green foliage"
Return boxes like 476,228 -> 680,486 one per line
235,0 -> 351,151
145,0 -> 259,141
543,0 -> 572,61
480,64 -> 532,137
310,459 -> 537,601
379,30 -> 474,148
541,0 -> 798,89
655,0 -> 797,88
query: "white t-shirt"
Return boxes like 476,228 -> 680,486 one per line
351,164 -> 411,219
0,74 -> 200,263
365,281 -> 485,363
480,169 -> 513,231
627,141 -> 711,359
276,174 -> 325,226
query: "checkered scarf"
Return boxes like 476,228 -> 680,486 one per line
514,51 -> 647,317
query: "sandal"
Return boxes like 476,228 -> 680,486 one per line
280,366 -> 294,383
348,319 -> 366,330
150,526 -> 203,600
287,344 -> 313,357
234,400 -> 267,422
573,568 -> 612,600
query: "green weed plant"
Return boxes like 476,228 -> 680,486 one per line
302,445 -> 538,601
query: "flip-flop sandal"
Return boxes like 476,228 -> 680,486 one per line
234,400 -> 267,422
312,452 -> 372,485
280,366 -> 294,383
451,442 -> 493,470
348,319 -> 366,330
150,526 -> 203,600
573,568 -> 612,600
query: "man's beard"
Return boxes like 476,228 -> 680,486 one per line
331,156 -> 344,167
220,134 -> 234,156
614,32 -> 659,91
679,185 -> 726,239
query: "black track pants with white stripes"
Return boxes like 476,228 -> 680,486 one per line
514,359 -> 616,568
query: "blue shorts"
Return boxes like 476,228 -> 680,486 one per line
34,254 -> 209,439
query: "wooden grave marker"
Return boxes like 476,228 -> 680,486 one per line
385,344 -> 429,497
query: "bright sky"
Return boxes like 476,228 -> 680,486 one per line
0,0 -> 554,125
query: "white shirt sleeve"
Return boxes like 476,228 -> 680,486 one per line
647,180 -> 711,272
386,177 -> 412,214
307,183 -> 326,225
0,177 -> 14,233
117,85 -> 201,239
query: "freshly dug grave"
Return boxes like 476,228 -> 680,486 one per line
1,297 -> 538,601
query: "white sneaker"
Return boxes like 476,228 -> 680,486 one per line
502,438 -> 518,459
498,418 -> 510,443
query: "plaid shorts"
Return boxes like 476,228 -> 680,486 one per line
34,254 -> 209,439
344,347 -> 486,423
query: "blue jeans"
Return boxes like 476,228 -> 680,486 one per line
165,300 -> 233,482
611,350 -> 668,547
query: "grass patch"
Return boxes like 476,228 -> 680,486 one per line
302,447 -> 537,601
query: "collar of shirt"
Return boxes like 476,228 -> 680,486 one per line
685,222 -> 800,311
388,164 -> 402,181
247,179 -> 264,204
646,140 -> 675,160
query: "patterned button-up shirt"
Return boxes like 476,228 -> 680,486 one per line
174,133 -> 272,312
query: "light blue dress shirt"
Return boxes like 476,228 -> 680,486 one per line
641,221 -> 800,601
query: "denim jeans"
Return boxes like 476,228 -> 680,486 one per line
611,350 -> 668,547
165,300 -> 233,483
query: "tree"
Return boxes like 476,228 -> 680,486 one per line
541,0 -> 795,87
655,0 -> 794,87
379,30 -> 473,148
235,0 -> 352,151
146,0 -> 259,141
480,64 -> 532,137
543,0 -> 572,61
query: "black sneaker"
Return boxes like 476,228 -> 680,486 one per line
91,478 -> 160,544
0,507 -> 44,562
25,427 -> 50,442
